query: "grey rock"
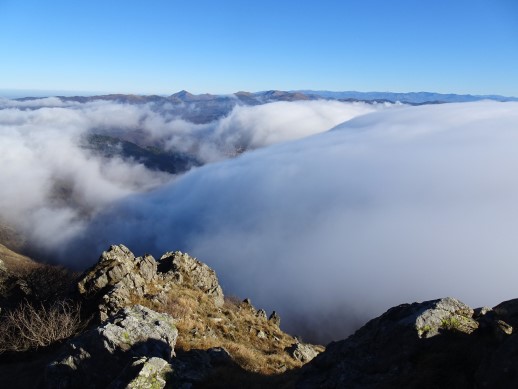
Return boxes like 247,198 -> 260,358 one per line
474,306 -> 493,317
256,309 -> 267,320
269,311 -> 281,326
77,245 -> 158,320
413,297 -> 478,338
45,305 -> 177,389
256,330 -> 267,339
158,251 -> 224,307
287,342 -> 320,363
109,357 -> 172,389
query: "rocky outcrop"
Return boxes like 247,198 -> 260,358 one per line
269,311 -> 281,327
298,297 -> 516,388
78,245 -> 158,320
77,246 -> 226,316
413,297 -> 478,338
45,305 -> 177,388
158,251 -> 224,307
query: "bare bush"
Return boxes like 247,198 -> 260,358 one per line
0,300 -> 84,353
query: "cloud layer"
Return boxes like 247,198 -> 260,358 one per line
4,97 -> 518,343
60,101 -> 518,342
0,97 -> 379,256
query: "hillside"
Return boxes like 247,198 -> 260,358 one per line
2,243 -> 518,387
82,134 -> 200,175
0,244 -> 323,388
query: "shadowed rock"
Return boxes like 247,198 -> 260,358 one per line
45,305 -> 177,388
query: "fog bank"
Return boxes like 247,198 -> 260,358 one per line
54,101 -> 518,342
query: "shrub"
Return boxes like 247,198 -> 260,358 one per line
0,300 -> 84,354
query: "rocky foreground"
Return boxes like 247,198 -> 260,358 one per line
1,245 -> 518,388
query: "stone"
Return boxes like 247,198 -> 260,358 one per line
256,309 -> 267,320
287,342 -> 320,363
158,251 -> 224,307
413,297 -> 478,338
109,357 -> 172,389
78,245 -> 157,297
269,311 -> 281,326
77,245 -> 158,320
257,330 -> 267,339
45,305 -> 177,389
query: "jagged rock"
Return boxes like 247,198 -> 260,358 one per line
77,245 -> 158,319
269,311 -> 281,326
78,245 -> 156,297
45,305 -> 177,389
287,342 -> 320,363
256,309 -> 267,320
168,347 -> 233,387
158,251 -> 224,307
109,357 -> 172,389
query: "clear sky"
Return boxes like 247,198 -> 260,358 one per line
0,0 -> 517,96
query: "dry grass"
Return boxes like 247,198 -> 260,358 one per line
0,243 -> 37,275
128,279 -> 322,375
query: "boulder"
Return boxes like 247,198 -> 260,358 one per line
109,357 -> 172,389
287,342 -> 320,363
158,251 -> 224,307
413,297 -> 478,338
45,305 -> 177,389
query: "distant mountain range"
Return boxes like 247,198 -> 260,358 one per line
293,90 -> 518,104
11,89 -> 518,178
14,89 -> 518,109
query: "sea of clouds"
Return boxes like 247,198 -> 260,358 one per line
2,97 -> 518,342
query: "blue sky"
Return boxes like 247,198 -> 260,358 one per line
0,0 -> 517,96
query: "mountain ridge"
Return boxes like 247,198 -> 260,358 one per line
10,89 -> 518,105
